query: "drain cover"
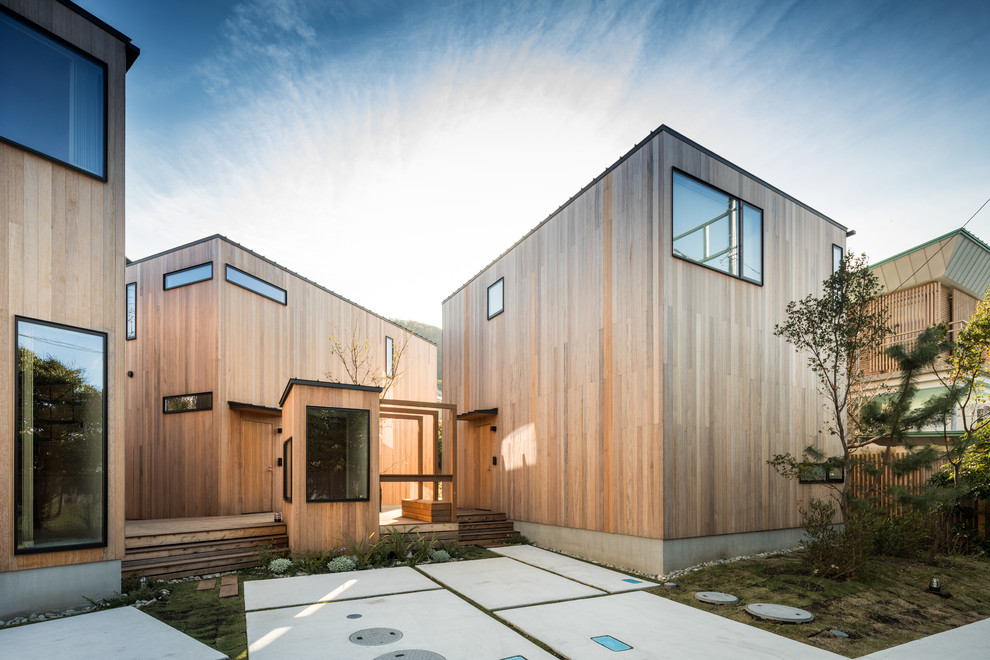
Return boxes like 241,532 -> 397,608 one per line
695,591 -> 739,605
350,628 -> 404,646
373,651 -> 446,660
346,614 -> 362,619
745,603 -> 814,623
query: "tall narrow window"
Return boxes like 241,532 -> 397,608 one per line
15,318 -> 107,553
385,336 -> 394,378
833,244 -> 844,274
0,10 -> 106,178
672,170 -> 763,285
282,438 -> 293,502
163,262 -> 213,290
306,406 -> 370,502
488,278 -> 504,319
125,282 -> 137,340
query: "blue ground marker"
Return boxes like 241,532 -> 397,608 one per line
500,656 -> 527,660
592,635 -> 633,651
622,578 -> 643,584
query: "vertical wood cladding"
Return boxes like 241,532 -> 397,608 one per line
443,129 -> 845,543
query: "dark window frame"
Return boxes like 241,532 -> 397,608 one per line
224,263 -> 287,305
163,262 -> 213,290
305,405 -> 371,503
0,6 -> 109,181
14,316 -> 108,554
671,168 -> 764,286
798,463 -> 845,484
282,437 -> 292,503
163,392 -> 214,414
385,336 -> 394,378
487,277 -> 504,319
125,281 -> 136,340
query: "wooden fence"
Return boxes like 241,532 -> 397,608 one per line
848,451 -> 988,540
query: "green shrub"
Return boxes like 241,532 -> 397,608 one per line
502,533 -> 530,545
428,549 -> 451,563
327,555 -> 358,572
268,558 -> 293,575
799,498 -> 870,579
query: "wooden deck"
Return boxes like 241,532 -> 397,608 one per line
123,513 -> 287,579
377,508 -> 516,545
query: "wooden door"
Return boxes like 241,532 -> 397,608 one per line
242,419 -> 274,512
477,424 -> 492,510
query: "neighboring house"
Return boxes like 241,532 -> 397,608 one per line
442,125 -> 848,575
123,235 -> 438,521
861,228 -> 990,440
0,0 -> 139,617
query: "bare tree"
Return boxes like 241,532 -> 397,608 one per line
329,325 -> 409,399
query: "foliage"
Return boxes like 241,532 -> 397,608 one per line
267,558 -> 292,575
772,253 -> 893,522
797,498 -> 870,579
340,531 -> 379,568
428,549 -> 451,563
502,533 -> 530,545
327,555 -> 358,572
329,325 -> 409,399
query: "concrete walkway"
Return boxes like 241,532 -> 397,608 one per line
2,546 -> 988,658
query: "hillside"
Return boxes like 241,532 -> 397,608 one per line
392,319 -> 441,383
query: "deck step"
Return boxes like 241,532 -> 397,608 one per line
457,512 -> 516,545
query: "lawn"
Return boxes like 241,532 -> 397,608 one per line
649,551 -> 990,658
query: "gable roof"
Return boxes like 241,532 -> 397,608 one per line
870,228 -> 990,299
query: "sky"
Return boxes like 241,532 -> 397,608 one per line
81,0 -> 990,327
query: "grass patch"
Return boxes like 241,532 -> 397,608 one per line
650,552 -> 990,657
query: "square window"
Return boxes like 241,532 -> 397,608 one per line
488,278 -> 504,319
306,406 -> 370,502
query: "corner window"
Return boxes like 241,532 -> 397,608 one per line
488,278 -> 504,319
306,406 -> 370,502
283,437 -> 292,503
125,282 -> 137,340
833,244 -> 844,274
225,264 -> 287,305
385,336 -> 394,378
164,262 -> 213,290
0,9 -> 106,178
672,170 -> 763,284
163,392 -> 213,413
15,318 -> 107,553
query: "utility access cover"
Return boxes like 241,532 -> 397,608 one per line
373,651 -> 447,660
350,628 -> 404,646
745,603 -> 814,623
695,591 -> 740,605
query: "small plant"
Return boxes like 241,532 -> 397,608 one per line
428,549 -> 451,563
409,532 -> 437,565
503,533 -> 530,545
436,538 -> 461,558
380,527 -> 414,565
340,531 -> 379,567
327,555 -> 358,573
268,558 -> 293,575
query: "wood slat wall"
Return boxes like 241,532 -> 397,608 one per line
125,237 -> 437,519
0,0 -> 130,571
443,129 -> 845,543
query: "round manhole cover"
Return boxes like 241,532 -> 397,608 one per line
373,651 -> 447,660
350,628 -> 404,646
745,603 -> 814,623
695,591 -> 739,605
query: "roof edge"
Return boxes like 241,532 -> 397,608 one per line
442,124 -> 846,303
279,378 -> 382,408
869,227 -> 990,270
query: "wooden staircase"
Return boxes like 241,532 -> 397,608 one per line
457,510 -> 517,547
123,514 -> 288,580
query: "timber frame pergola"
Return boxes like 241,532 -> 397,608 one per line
379,400 -> 458,519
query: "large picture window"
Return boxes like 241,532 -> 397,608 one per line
672,170 -> 763,284
306,406 -> 370,502
15,318 -> 106,553
0,9 -> 106,178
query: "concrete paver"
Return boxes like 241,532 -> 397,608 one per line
243,565 -> 440,611
0,606 -> 225,660
418,556 -> 604,610
859,616 -> 990,659
492,544 -> 659,592
497,590 -> 844,660
245,587 -> 557,660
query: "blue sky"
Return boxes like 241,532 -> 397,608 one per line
82,0 -> 990,326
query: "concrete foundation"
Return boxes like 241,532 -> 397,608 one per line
513,520 -> 805,575
0,561 -> 121,619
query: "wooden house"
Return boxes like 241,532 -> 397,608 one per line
123,235 -> 439,536
861,228 -> 990,440
0,0 -> 139,617
442,125 -> 848,575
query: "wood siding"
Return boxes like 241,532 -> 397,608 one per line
125,237 -> 437,519
443,129 -> 845,543
0,0 -> 130,571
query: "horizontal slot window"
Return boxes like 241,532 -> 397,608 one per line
164,262 -> 213,290
163,392 -> 213,413
0,9 -> 106,178
225,264 -> 287,305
